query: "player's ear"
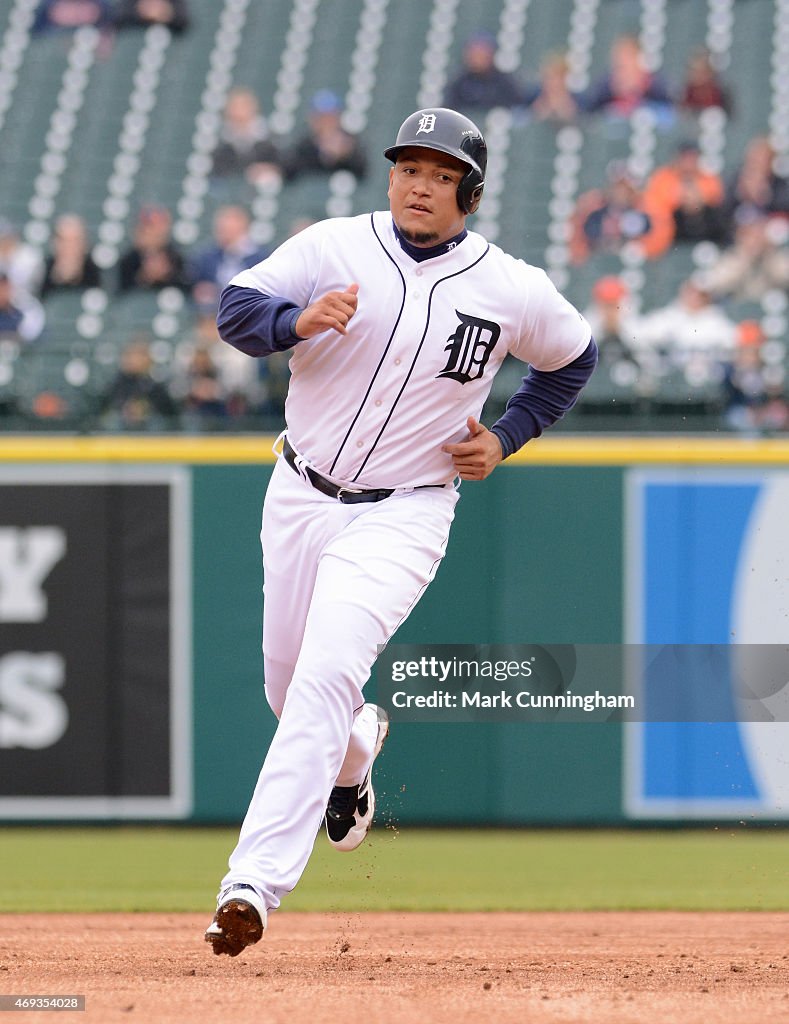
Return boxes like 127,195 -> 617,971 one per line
387,166 -> 395,197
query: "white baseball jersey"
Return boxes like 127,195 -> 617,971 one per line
230,211 -> 591,489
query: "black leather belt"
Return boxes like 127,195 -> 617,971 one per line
282,437 -> 396,503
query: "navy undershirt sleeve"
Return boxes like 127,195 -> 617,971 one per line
216,285 -> 304,357
490,338 -> 598,458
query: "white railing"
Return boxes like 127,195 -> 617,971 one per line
546,0 -> 600,288
24,27 -> 100,249
0,0 -> 37,138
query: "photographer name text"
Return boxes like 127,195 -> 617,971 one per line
390,688 -> 635,712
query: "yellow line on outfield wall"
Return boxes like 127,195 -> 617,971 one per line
508,435 -> 789,465
0,435 -> 278,464
0,434 -> 788,465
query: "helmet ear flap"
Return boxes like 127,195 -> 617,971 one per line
458,170 -> 485,214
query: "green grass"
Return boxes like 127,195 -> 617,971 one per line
0,828 -> 787,913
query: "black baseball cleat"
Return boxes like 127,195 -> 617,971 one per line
326,706 -> 389,852
204,883 -> 267,957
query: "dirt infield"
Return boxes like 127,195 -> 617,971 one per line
1,912 -> 787,1024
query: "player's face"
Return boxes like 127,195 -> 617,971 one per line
388,148 -> 467,246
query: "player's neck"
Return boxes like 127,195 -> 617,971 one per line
392,222 -> 468,263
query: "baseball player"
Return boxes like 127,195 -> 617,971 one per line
205,107 -> 597,956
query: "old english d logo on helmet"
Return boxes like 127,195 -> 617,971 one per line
384,108 -> 487,214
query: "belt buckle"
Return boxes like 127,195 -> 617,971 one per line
336,485 -> 364,503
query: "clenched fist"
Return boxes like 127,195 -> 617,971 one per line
295,283 -> 359,338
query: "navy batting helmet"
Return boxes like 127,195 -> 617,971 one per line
384,108 -> 487,214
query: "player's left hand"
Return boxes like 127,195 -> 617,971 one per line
442,417 -> 503,480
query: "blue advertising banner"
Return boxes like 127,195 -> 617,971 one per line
624,471 -> 789,819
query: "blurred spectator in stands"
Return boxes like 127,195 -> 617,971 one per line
0,274 -> 45,343
28,391 -> 71,423
211,88 -> 282,186
444,31 -> 527,113
637,277 -> 736,367
40,214 -> 101,297
173,346 -> 228,424
287,216 -> 317,238
0,220 -> 44,298
723,321 -> 788,433
174,308 -> 263,416
187,228 -> 289,420
579,35 -> 673,123
524,52 -> 580,123
258,349 -> 290,420
679,48 -> 733,115
282,90 -> 367,181
99,335 -> 177,429
582,276 -> 640,364
570,162 -> 657,263
699,213 -> 789,302
118,205 -> 187,293
29,390 -> 69,420
190,205 -> 268,313
33,0 -> 113,33
723,136 -> 789,232
641,141 -> 727,253
113,0 -> 190,33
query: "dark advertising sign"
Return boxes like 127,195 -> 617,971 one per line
0,467 -> 191,818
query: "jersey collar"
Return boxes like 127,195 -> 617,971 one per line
392,221 -> 468,263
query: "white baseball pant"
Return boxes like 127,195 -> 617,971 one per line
221,455 -> 459,910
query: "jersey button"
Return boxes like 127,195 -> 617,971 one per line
394,358 -> 401,365
375,399 -> 382,407
413,291 -> 421,299
356,441 -> 364,448
416,268 -> 423,277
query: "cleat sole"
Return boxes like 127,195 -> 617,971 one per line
204,899 -> 264,957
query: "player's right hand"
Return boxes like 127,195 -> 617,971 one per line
295,283 -> 359,338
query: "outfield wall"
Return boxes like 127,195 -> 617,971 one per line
0,436 -> 787,824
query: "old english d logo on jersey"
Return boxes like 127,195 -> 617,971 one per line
437,310 -> 501,384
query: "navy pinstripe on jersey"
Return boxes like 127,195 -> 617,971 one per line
327,215 -> 407,477
348,219 -> 490,481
